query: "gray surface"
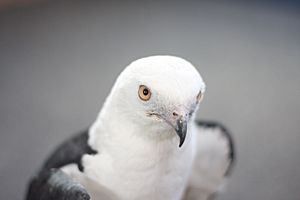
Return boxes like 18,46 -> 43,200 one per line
0,1 -> 300,199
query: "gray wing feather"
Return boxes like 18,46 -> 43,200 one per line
26,169 -> 90,200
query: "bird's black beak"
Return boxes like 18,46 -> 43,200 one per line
175,117 -> 187,148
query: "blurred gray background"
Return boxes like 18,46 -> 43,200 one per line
0,0 -> 299,199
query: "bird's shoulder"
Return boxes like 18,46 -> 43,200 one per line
184,120 -> 236,199
194,120 -> 235,176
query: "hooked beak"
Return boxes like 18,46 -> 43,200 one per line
147,110 -> 189,148
175,117 -> 188,148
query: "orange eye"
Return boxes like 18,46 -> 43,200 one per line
196,90 -> 203,102
138,85 -> 151,101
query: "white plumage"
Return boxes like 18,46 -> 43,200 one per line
61,55 -> 234,200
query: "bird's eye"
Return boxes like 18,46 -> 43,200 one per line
138,85 -> 151,101
196,90 -> 203,103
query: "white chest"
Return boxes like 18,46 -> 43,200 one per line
82,135 -> 196,200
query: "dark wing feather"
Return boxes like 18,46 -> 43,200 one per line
42,129 -> 97,172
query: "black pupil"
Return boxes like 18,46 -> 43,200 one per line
143,89 -> 149,96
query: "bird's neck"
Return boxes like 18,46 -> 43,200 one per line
87,100 -> 196,200
87,107 -> 196,200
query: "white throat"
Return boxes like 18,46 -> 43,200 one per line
88,95 -> 189,155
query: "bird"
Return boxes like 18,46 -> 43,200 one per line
26,55 -> 235,200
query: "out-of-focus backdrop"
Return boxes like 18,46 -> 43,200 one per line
0,0 -> 299,199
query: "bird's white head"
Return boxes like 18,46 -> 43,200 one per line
97,55 -> 205,147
